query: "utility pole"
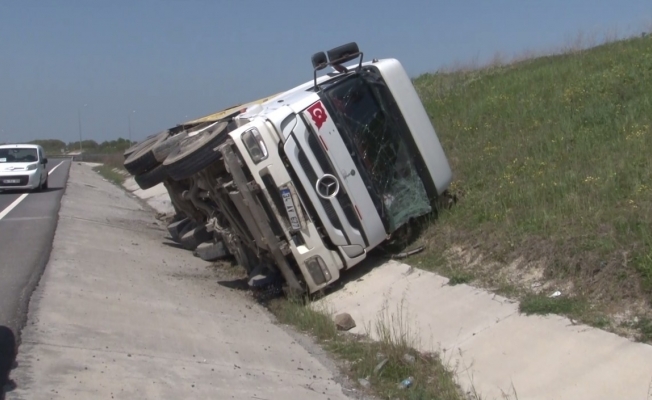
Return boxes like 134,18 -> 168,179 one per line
77,108 -> 83,160
77,104 -> 88,160
128,110 -> 135,143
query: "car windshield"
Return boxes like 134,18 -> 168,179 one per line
321,73 -> 431,232
0,148 -> 38,163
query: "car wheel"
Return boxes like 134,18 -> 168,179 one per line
42,175 -> 48,190
123,130 -> 169,175
163,121 -> 230,181
33,173 -> 44,192
134,164 -> 167,190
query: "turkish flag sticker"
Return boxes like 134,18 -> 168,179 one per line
307,102 -> 327,130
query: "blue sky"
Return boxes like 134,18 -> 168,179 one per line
1,0 -> 650,145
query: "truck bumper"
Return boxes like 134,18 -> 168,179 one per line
218,140 -> 304,293
217,139 -> 343,294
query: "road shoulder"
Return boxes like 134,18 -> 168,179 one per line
9,163 -> 351,400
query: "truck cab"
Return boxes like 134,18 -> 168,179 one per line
213,43 -> 452,294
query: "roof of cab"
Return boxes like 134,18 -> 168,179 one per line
179,59 -> 380,126
0,144 -> 41,149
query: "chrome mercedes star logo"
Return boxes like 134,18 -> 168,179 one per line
315,174 -> 340,199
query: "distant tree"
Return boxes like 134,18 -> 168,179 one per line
29,139 -> 67,154
67,140 -> 99,151
29,137 -> 134,155
65,138 -> 134,154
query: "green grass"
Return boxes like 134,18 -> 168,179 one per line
410,35 -> 652,338
634,318 -> 652,342
519,294 -> 586,316
89,153 -> 128,185
448,272 -> 474,286
93,164 -> 127,185
269,298 -> 465,400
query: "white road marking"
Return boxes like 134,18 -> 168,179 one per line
0,216 -> 53,222
0,193 -> 29,221
0,161 -> 64,221
48,161 -> 64,175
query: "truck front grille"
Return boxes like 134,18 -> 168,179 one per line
305,134 -> 368,246
297,150 -> 344,233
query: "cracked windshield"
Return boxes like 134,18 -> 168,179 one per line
326,74 -> 431,232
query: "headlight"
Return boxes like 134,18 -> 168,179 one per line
304,256 -> 332,285
241,128 -> 268,164
27,163 -> 38,171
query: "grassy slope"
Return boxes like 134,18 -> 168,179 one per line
89,153 -> 129,185
411,35 -> 652,335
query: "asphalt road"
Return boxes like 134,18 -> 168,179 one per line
0,159 -> 70,336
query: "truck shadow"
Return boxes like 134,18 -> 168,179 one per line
161,240 -> 190,251
0,325 -> 17,400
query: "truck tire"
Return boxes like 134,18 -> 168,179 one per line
167,218 -> 192,242
231,242 -> 259,275
123,131 -> 162,160
152,131 -> 188,163
134,164 -> 167,190
177,219 -> 200,242
123,143 -> 138,159
163,121 -> 229,181
180,225 -> 214,251
124,130 -> 169,175
193,241 -> 230,262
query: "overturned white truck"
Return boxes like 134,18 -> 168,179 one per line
124,43 -> 452,294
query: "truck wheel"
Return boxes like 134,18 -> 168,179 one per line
167,218 -> 192,242
193,241 -> 230,262
123,140 -> 143,159
171,220 -> 199,244
134,164 -> 167,190
232,243 -> 259,275
163,121 -> 229,181
123,131 -> 162,160
152,132 -> 188,163
124,130 -> 169,175
180,225 -> 214,250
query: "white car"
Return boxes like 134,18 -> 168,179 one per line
0,144 -> 49,192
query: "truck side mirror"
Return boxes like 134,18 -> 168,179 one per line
327,42 -> 361,66
42,157 -> 48,164
311,52 -> 328,70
